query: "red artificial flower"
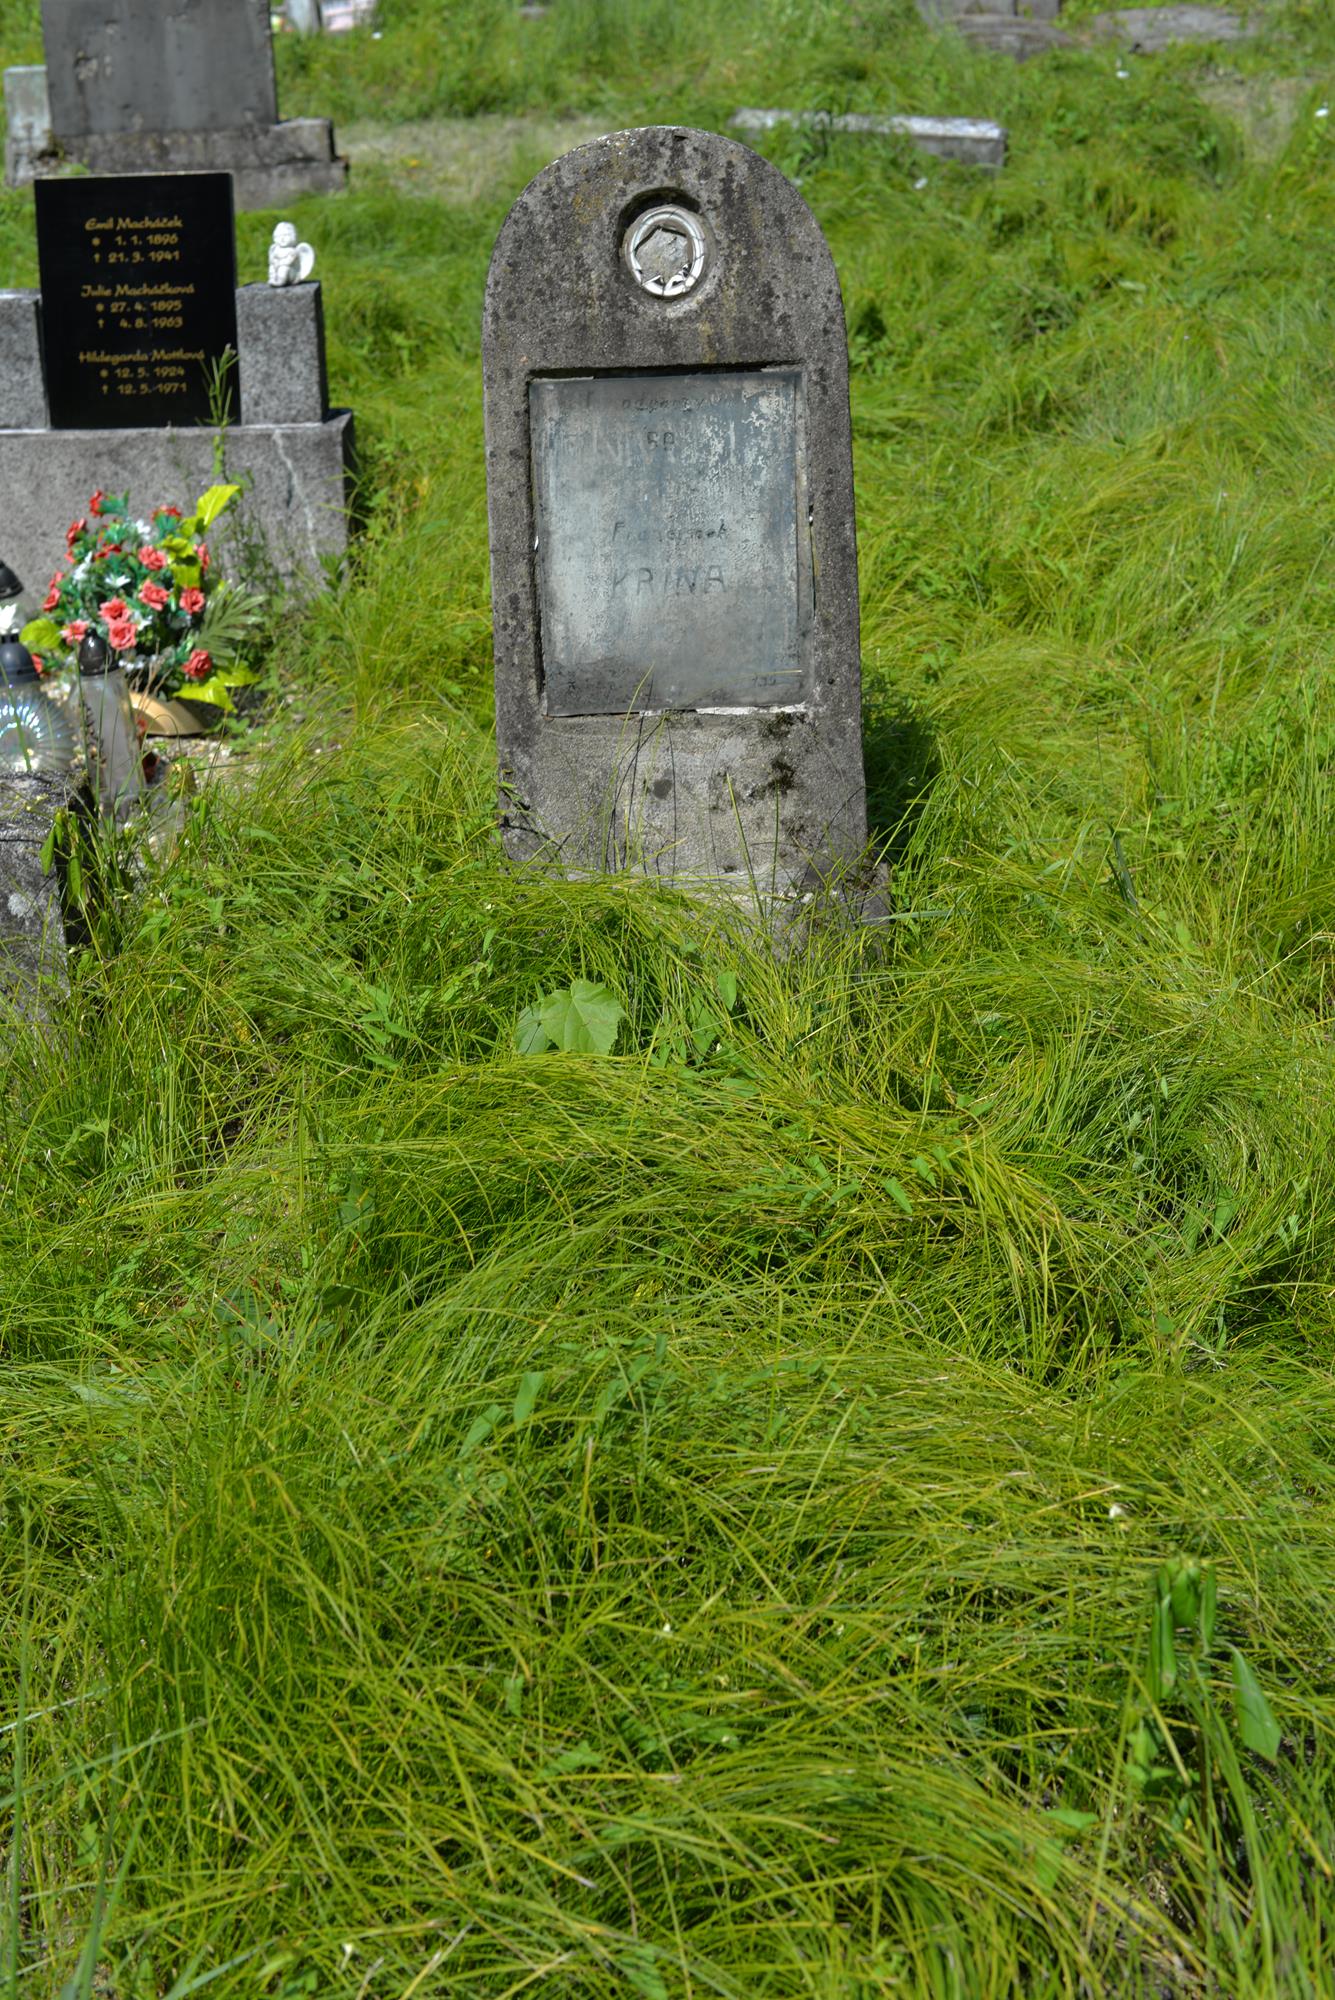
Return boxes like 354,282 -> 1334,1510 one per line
182,648 -> 212,682
138,546 -> 167,571
159,506 -> 183,520
139,581 -> 170,612
99,596 -> 129,621
179,587 -> 205,616
61,620 -> 88,644
198,543 -> 210,574
42,577 -> 61,611
106,617 -> 137,652
89,489 -> 105,516
30,655 -> 44,675
66,518 -> 86,544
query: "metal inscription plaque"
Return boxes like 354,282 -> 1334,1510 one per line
530,369 -> 810,716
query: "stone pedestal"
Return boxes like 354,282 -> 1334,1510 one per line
0,286 -> 353,592
237,283 -> 330,425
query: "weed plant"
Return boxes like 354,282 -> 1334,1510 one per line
3,1 -> 1335,1994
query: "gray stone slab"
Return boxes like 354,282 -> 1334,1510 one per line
957,15 -> 1072,55
2,66 -> 55,185
20,121 -> 348,210
729,108 -> 1006,170
917,0 -> 1063,19
0,772 -> 73,1016
0,414 -> 353,595
484,126 -> 869,903
42,0 -> 278,139
0,293 -> 48,430
237,282 -> 329,425
1084,6 -> 1253,50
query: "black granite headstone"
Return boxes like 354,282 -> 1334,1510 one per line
34,174 -> 239,431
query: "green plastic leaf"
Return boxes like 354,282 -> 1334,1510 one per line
194,483 -> 241,529
177,675 -> 234,713
882,1176 -> 914,1216
21,617 -> 63,651
512,1370 -> 545,1428
539,979 -> 624,1055
1230,1648 -> 1281,1761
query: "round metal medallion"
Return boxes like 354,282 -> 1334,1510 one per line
624,206 -> 707,298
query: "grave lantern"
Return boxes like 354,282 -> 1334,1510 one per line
0,624 -> 75,774
77,628 -> 143,819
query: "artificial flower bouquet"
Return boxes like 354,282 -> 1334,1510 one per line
21,484 -> 265,713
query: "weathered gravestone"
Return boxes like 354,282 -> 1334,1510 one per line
3,0 -> 346,208
0,172 -> 352,592
483,126 -> 870,906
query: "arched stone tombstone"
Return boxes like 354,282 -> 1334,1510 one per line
483,125 -> 870,908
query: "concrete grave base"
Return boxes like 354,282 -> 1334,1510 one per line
0,771 -> 75,1017
1,282 -> 352,592
0,416 -> 354,597
3,96 -> 348,208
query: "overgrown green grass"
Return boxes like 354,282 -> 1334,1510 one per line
4,1 -> 1335,1994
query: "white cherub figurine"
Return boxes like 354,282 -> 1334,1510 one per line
268,221 -> 316,288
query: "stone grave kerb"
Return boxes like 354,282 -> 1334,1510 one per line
483,125 -> 868,902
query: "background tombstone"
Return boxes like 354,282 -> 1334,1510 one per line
483,125 -> 870,908
0,172 -> 353,593
4,0 -> 346,208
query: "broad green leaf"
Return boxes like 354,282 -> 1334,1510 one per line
715,968 -> 738,1011
20,617 -> 62,651
1034,1835 -> 1063,1895
537,1738 -> 601,1778
538,978 -> 624,1055
194,483 -> 241,529
1200,1568 -> 1218,1652
1169,1562 -> 1200,1631
618,1945 -> 669,2000
514,1004 -> 551,1055
882,1177 -> 914,1216
512,1370 -> 545,1428
1212,1193 -> 1239,1237
1230,1648 -> 1281,1761
1148,1593 -> 1176,1700
460,1402 -> 503,1456
216,663 -> 258,688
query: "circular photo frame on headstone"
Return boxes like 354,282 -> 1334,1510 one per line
623,205 -> 708,298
